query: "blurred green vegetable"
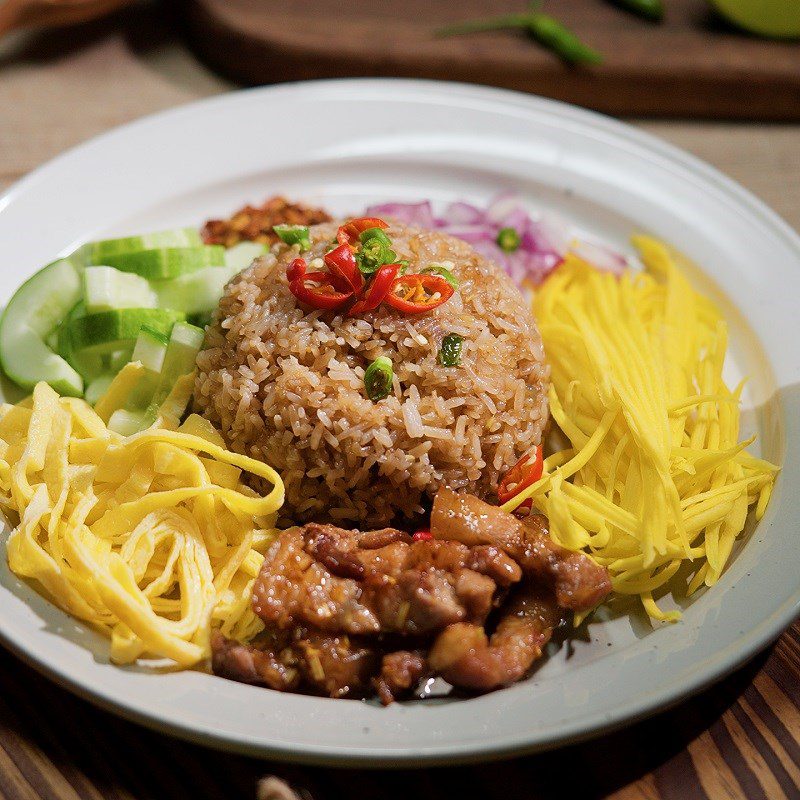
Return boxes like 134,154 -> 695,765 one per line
609,0 -> 664,22
435,4 -> 603,65
708,0 -> 800,38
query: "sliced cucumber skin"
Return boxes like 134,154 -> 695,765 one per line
84,266 -> 157,313
81,228 -> 202,263
80,263 -> 236,317
153,265 -> 238,315
84,374 -> 115,405
108,408 -> 149,436
65,308 -> 186,356
56,301 -> 107,382
170,322 -> 205,351
97,246 -> 225,280
149,322 -> 204,411
131,325 -> 169,373
224,241 -> 267,271
0,259 -> 84,396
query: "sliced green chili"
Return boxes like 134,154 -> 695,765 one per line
435,6 -> 602,66
273,224 -> 311,250
496,227 -> 521,253
358,227 -> 397,274
421,264 -> 460,291
438,333 -> 464,367
364,356 -> 393,400
608,0 -> 663,22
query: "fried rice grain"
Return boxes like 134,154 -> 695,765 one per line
194,221 -> 549,526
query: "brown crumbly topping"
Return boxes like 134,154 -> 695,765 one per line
201,196 -> 332,248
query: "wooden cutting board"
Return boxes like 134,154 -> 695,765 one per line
181,0 -> 800,120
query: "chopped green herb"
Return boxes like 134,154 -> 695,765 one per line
497,227 -> 521,253
273,224 -> 311,250
421,264 -> 460,290
364,356 -> 393,400
438,333 -> 464,367
357,228 -> 396,274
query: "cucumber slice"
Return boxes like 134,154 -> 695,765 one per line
108,408 -> 149,436
155,321 -> 204,400
122,328 -> 168,413
84,266 -> 157,313
224,241 -> 267,271
84,373 -> 116,405
131,325 -> 169,373
109,348 -> 134,372
98,246 -> 225,280
0,259 -> 84,396
55,301 -> 108,382
105,322 -> 204,435
147,322 -> 204,418
93,362 -> 145,423
187,312 -> 212,329
64,308 -> 185,358
54,300 -> 85,359
153,264 -> 238,316
81,228 -> 201,263
83,262 -> 236,317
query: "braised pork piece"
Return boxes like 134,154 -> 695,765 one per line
212,490 -> 612,703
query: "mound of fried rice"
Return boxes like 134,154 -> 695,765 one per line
194,221 -> 549,526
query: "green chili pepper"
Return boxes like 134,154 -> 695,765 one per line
608,0 -> 663,22
435,5 -> 602,65
438,334 -> 464,368
358,228 -> 397,274
364,356 -> 393,401
496,227 -> 522,253
273,224 -> 311,250
360,228 -> 393,248
421,264 -> 460,291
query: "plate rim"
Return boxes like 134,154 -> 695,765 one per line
1,77 -> 799,767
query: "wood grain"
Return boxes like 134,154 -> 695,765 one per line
0,627 -> 799,800
181,0 -> 800,120
0,4 -> 799,799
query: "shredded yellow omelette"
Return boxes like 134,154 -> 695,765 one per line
0,382 -> 284,666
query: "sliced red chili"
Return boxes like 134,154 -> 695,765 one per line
348,263 -> 401,316
412,530 -> 433,542
497,445 -> 544,507
286,257 -> 307,282
336,217 -> 389,248
289,271 -> 353,310
324,244 -> 365,294
384,274 -> 454,314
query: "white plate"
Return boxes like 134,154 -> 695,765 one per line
0,80 -> 798,767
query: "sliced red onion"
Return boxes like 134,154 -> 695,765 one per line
528,213 -> 572,259
437,225 -> 494,244
486,191 -> 526,226
570,240 -> 628,275
363,193 -> 627,286
365,200 -> 439,230
443,201 -> 485,225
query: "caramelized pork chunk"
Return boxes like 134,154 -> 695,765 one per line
428,584 -> 564,691
214,490 -> 613,703
431,488 -> 612,610
212,629 -> 378,699
252,523 -> 522,637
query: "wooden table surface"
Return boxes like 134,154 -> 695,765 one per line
1,4 -> 799,799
